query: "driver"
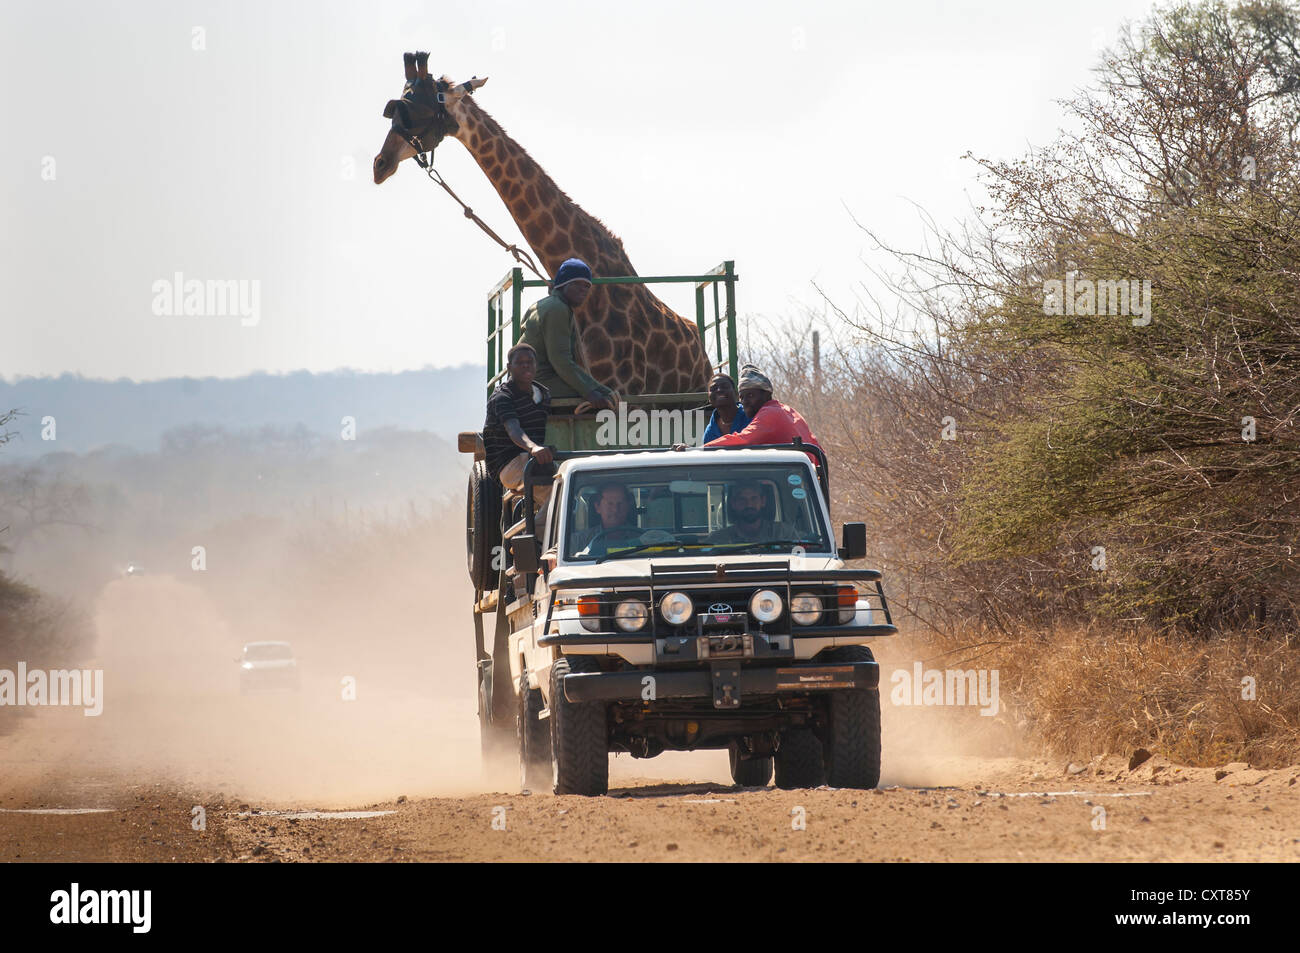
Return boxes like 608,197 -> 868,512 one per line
573,483 -> 641,556
706,480 -> 792,544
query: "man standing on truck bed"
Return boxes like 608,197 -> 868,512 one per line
519,258 -> 618,412
484,343 -> 554,511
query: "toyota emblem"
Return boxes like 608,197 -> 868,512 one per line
708,603 -> 732,614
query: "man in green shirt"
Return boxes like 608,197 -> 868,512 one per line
518,258 -> 618,411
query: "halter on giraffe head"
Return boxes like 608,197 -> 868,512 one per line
373,53 -> 484,185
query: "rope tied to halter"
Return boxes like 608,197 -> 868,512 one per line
408,135 -> 547,283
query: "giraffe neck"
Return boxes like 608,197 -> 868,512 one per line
447,96 -> 638,282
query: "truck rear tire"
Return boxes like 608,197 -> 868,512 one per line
728,744 -> 773,787
478,659 -> 513,768
518,671 -> 552,792
549,655 -> 608,796
467,459 -> 502,591
774,728 -> 825,789
819,645 -> 882,789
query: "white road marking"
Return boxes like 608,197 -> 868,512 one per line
0,808 -> 117,814
229,810 -> 396,819
977,791 -> 1154,798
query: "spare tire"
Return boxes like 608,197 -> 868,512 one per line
467,459 -> 502,590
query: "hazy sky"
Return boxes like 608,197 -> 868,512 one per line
2,0 -> 1156,382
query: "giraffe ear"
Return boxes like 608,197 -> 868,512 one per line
382,100 -> 400,119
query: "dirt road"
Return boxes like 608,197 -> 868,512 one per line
3,703 -> 1298,862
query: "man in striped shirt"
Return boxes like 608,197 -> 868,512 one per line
484,343 -> 553,511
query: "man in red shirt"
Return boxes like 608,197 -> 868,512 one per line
702,364 -> 821,464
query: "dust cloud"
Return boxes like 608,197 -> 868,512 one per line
46,574 -> 1020,804
81,523 -> 486,807
872,635 -> 1030,788
71,578 -> 1017,802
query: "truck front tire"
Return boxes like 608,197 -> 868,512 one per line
819,645 -> 882,789
549,655 -> 608,796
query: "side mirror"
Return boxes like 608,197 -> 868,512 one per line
839,522 -> 866,561
511,534 -> 541,576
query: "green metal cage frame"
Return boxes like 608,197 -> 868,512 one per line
485,261 -> 738,396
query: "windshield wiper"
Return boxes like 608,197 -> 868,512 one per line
591,540 -> 711,564
583,538 -> 823,563
702,539 -> 823,555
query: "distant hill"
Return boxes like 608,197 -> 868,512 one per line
0,367 -> 487,458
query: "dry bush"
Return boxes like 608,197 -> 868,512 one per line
0,573 -> 94,669
992,624 -> 1300,766
0,572 -> 95,735
760,317 -> 1089,639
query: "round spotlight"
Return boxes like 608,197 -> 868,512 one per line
749,589 -> 783,623
659,591 -> 694,626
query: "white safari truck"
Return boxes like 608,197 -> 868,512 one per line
461,262 -> 896,795
464,437 -> 898,795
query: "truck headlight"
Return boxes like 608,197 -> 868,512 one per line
749,589 -> 783,623
614,599 -> 649,632
790,591 -> 822,625
660,591 -> 693,625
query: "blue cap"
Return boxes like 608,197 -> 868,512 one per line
552,258 -> 593,290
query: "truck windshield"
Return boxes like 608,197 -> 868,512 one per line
563,463 -> 830,562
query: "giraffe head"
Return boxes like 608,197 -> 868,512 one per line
373,52 -> 487,184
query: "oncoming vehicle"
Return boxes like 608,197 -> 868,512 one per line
238,641 -> 301,695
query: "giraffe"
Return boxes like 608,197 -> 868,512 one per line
373,52 -> 712,396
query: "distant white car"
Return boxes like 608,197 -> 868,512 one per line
238,641 -> 301,695
123,563 -> 146,577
